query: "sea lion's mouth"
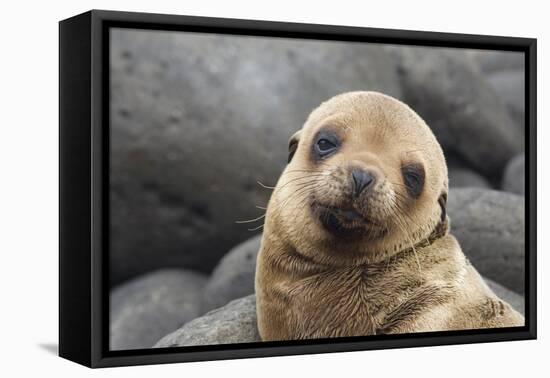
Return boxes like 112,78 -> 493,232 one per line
312,202 -> 385,239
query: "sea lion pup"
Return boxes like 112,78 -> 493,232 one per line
255,91 -> 524,341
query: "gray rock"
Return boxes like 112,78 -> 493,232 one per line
487,69 -> 525,128
390,46 -> 523,178
484,277 -> 524,315
110,269 -> 207,350
448,188 -> 525,293
467,50 -> 524,75
109,28 -> 403,285
448,166 -> 491,189
502,154 -> 526,195
467,51 -> 525,127
154,295 -> 260,347
202,234 -> 262,312
155,277 -> 523,348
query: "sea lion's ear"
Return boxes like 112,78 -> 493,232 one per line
432,191 -> 450,237
438,192 -> 448,224
288,130 -> 302,163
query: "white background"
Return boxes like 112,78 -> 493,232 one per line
0,0 -> 546,376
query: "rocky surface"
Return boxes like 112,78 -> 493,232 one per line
154,295 -> 260,347
109,28 -> 403,285
106,32 -> 529,347
202,234 -> 262,312
154,274 -> 524,347
448,166 -> 491,189
502,154 -> 526,195
448,188 -> 525,294
467,50 -> 524,75
389,46 -> 524,178
110,269 -> 207,350
468,50 -> 525,131
484,277 -> 524,316
486,70 -> 525,128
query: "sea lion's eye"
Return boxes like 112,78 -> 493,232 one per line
313,132 -> 339,159
317,139 -> 336,152
401,164 -> 425,198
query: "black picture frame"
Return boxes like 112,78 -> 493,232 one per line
59,9 -> 537,368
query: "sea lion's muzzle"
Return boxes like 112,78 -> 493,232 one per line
351,168 -> 375,197
308,161 -> 388,239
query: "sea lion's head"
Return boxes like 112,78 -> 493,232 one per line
269,91 -> 449,266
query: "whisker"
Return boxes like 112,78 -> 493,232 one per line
248,224 -> 264,232
270,181 -> 320,217
285,169 -> 327,175
235,213 -> 266,224
388,180 -> 408,188
275,175 -> 325,191
394,215 -> 421,271
389,191 -> 431,247
273,175 -> 323,196
257,181 -> 276,189
403,148 -> 428,154
388,196 -> 422,272
277,183 -> 317,209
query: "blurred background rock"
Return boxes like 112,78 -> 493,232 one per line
109,28 -> 526,350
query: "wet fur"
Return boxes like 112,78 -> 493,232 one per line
255,91 -> 524,341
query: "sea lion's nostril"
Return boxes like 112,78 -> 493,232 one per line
351,168 -> 375,197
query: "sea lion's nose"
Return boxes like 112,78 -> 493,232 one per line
351,168 -> 375,197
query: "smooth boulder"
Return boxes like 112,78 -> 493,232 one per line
202,234 -> 262,312
467,50 -> 524,75
390,46 -> 523,178
109,28 -> 403,285
448,166 -> 491,189
154,295 -> 260,347
502,154 -> 526,195
154,275 -> 523,348
486,70 -> 525,128
110,269 -> 207,350
448,188 -> 525,293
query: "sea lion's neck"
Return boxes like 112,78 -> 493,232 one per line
264,208 -> 450,277
376,214 -> 450,267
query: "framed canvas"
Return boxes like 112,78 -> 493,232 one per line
59,9 -> 536,368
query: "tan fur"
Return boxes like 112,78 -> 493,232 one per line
255,91 -> 524,341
